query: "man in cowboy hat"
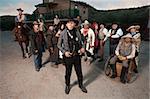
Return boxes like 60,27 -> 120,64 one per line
80,20 -> 95,63
15,8 -> 26,24
126,25 -> 141,73
29,21 -> 45,72
12,8 -> 27,41
109,34 -> 136,83
57,18 -> 87,94
126,25 -> 141,50
107,23 -> 124,55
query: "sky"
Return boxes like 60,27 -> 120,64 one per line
0,0 -> 150,16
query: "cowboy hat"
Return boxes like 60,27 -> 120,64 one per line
33,21 -> 39,25
121,33 -> 133,39
126,25 -> 140,32
17,8 -> 24,12
82,20 -> 90,25
67,17 -> 76,23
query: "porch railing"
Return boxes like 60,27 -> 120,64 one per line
26,9 -> 79,21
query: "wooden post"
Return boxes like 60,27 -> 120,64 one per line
69,0 -> 71,17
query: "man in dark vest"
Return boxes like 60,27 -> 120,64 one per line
108,23 -> 123,55
57,18 -> 87,94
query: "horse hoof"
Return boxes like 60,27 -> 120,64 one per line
26,53 -> 29,58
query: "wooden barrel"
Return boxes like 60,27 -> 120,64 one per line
116,62 -> 122,77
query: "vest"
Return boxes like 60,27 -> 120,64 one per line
119,43 -> 132,57
67,29 -> 80,53
110,29 -> 121,45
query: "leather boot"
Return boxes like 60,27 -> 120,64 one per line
120,67 -> 128,84
110,64 -> 117,78
79,85 -> 87,93
65,85 -> 71,94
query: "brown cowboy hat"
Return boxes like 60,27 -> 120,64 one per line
33,21 -> 39,25
17,8 -> 24,12
126,25 -> 140,32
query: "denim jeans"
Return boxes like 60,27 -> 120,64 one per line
33,48 -> 43,69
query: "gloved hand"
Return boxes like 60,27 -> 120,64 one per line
118,55 -> 127,61
65,51 -> 72,57
34,49 -> 38,54
50,47 -> 54,54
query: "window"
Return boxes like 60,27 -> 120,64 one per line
49,0 -> 54,2
75,5 -> 78,9
83,6 -> 86,14
83,10 -> 86,14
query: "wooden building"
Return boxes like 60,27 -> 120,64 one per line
34,0 -> 92,20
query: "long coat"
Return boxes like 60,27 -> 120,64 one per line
57,28 -> 83,55
29,30 -> 45,54
46,30 -> 59,62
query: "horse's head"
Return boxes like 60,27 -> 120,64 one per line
16,22 -> 25,33
15,22 -> 28,42
16,22 -> 23,29
15,23 -> 22,35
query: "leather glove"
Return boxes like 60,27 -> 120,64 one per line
65,51 -> 72,57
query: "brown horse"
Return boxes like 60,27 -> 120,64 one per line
15,22 -> 29,59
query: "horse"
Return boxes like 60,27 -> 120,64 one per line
15,22 -> 30,59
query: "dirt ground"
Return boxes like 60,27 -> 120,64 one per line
0,31 -> 149,99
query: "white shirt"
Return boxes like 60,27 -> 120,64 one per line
80,28 -> 95,55
54,18 -> 60,25
16,14 -> 26,23
81,28 -> 95,46
98,28 -> 108,41
108,28 -> 123,38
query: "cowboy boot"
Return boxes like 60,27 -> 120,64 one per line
78,79 -> 87,93
120,67 -> 128,84
65,85 -> 71,94
79,83 -> 87,93
110,64 -> 117,78
79,85 -> 88,93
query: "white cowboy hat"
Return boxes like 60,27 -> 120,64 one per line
82,20 -> 90,25
121,34 -> 133,39
126,25 -> 140,32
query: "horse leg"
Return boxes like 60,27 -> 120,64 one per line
19,42 -> 26,59
25,41 -> 29,58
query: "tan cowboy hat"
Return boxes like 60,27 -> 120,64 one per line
33,21 -> 39,25
82,20 -> 90,25
126,25 -> 140,32
17,8 -> 24,12
121,34 -> 133,39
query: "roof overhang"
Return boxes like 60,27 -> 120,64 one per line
35,3 -> 58,7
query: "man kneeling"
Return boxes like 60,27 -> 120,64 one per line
109,34 -> 136,84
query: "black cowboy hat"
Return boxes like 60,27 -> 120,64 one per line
17,8 -> 24,12
67,17 -> 76,23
